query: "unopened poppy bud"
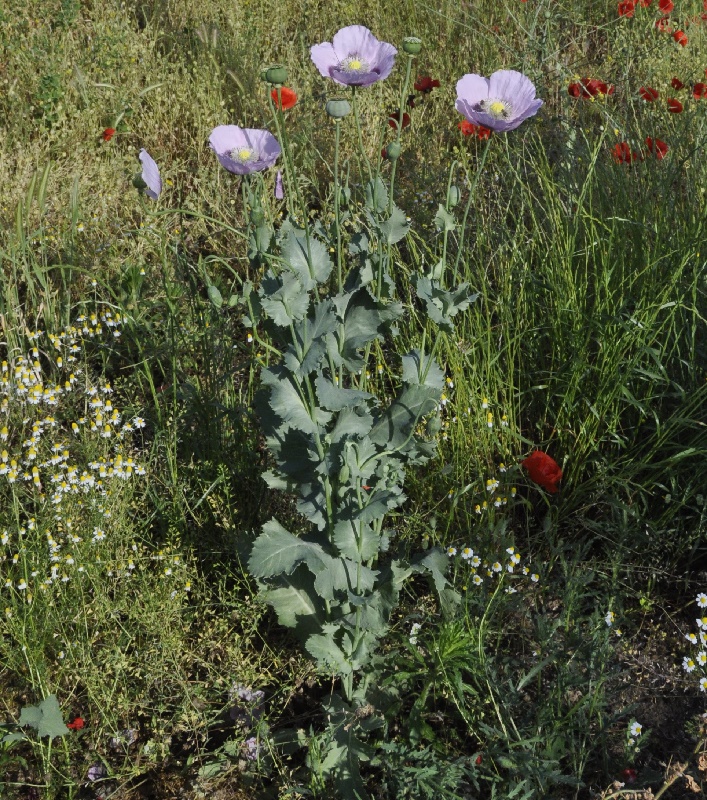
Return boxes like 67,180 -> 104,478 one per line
132,174 -> 147,191
264,64 -> 288,86
326,98 -> 352,119
385,141 -> 401,160
402,37 -> 422,55
447,185 -> 461,208
250,207 -> 265,225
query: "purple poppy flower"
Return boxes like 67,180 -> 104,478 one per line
275,170 -> 284,200
138,149 -> 161,199
310,25 -> 397,87
455,70 -> 543,132
209,126 -> 281,175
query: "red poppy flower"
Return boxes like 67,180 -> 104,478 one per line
667,97 -> 683,112
671,77 -> 685,89
476,125 -> 492,139
521,451 -> 563,493
67,717 -> 85,730
639,86 -> 659,101
459,120 -> 477,136
645,136 -> 668,159
659,0 -> 674,10
569,78 -> 614,98
673,29 -> 688,46
618,0 -> 636,16
102,128 -> 116,142
270,87 -> 298,110
406,94 -> 416,108
655,15 -> 672,31
621,768 -> 638,784
693,82 -> 707,99
638,0 -> 651,5
414,75 -> 440,93
388,110 -> 411,129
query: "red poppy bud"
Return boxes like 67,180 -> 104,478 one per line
673,29 -> 688,46
667,97 -> 683,112
659,0 -> 674,10
639,86 -> 659,101
618,0 -> 636,16
475,754 -> 483,765
102,128 -> 116,142
671,77 -> 685,89
521,451 -> 563,493
693,82 -> 707,99
270,87 -> 298,110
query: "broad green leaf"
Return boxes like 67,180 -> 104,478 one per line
259,272 -> 310,327
315,375 -> 374,412
288,300 -> 339,377
332,518 -> 380,562
369,384 -> 439,450
261,367 -> 318,436
249,519 -> 328,578
263,570 -> 325,629
330,407 -> 374,444
434,203 -> 456,232
365,177 -> 388,213
401,349 -> 445,389
415,276 -> 478,334
381,204 -> 410,244
281,230 -> 333,289
355,489 -> 404,523
306,627 -> 353,674
19,695 -> 69,739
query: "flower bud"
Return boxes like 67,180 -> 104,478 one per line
447,185 -> 461,208
250,207 -> 265,225
385,141 -> 401,161
402,37 -> 422,55
264,64 -> 288,86
326,98 -> 352,119
132,174 -> 147,191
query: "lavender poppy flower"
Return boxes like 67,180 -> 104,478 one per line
138,149 -> 161,199
310,25 -> 397,87
209,126 -> 281,175
455,70 -> 543,132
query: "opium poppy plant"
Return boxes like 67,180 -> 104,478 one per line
270,87 -> 298,110
521,451 -> 563,493
667,97 -> 683,112
639,86 -> 659,101
414,75 -> 440,93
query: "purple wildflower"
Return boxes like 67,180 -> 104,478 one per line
310,25 -> 397,87
455,70 -> 543,132
275,170 -> 284,200
244,736 -> 260,761
138,149 -> 161,199
209,126 -> 281,175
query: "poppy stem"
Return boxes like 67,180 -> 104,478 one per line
453,136 -> 493,285
388,54 -> 414,216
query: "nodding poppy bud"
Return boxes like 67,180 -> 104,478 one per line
264,64 -> 288,86
447,185 -> 461,208
385,141 -> 401,160
132,174 -> 147,191
250,207 -> 265,225
402,36 -> 422,55
326,98 -> 352,119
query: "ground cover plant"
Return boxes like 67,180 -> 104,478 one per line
1,0 -> 707,798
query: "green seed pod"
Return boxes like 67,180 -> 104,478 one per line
402,37 -> 422,55
207,284 -> 223,309
250,207 -> 265,226
386,141 -> 402,161
339,464 -> 350,485
132,174 -> 147,191
447,185 -> 461,208
426,412 -> 442,436
326,98 -> 352,119
264,64 -> 288,86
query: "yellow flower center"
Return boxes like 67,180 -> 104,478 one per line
237,148 -> 252,160
341,56 -> 369,73
489,100 -> 506,116
349,59 -> 362,70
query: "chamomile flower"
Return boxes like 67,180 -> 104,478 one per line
605,611 -> 615,627
629,721 -> 642,738
697,593 -> 707,609
683,656 -> 696,673
447,546 -> 457,557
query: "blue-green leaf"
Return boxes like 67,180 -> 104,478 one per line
381,205 -> 410,244
249,519 -> 328,578
281,230 -> 333,289
259,272 -> 309,326
401,349 -> 445,389
315,375 -> 375,412
19,695 -> 69,739
261,367 -> 318,436
369,385 -> 439,450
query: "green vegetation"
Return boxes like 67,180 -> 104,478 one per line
1,0 -> 706,797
